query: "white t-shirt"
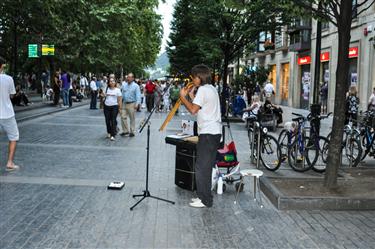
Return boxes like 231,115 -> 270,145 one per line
104,87 -> 122,106
264,83 -> 274,96
90,80 -> 97,91
193,84 -> 222,135
0,73 -> 16,119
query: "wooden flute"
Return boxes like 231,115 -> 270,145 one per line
159,82 -> 194,131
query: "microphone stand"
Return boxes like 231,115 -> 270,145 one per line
130,83 -> 175,211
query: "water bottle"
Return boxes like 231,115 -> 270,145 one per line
217,176 -> 223,195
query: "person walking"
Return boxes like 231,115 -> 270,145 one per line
145,80 -> 156,112
0,56 -> 20,171
52,71 -> 61,106
120,73 -> 141,137
103,77 -> 122,141
90,76 -> 98,109
60,70 -> 70,107
169,81 -> 180,114
179,64 -> 222,208
345,85 -> 359,126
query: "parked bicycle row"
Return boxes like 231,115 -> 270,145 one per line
246,109 -> 375,173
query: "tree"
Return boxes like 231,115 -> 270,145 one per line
0,0 -> 162,79
168,0 -> 292,83
283,0 -> 375,189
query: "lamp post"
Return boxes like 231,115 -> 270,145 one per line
311,1 -> 322,136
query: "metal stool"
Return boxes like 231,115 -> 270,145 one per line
234,169 -> 263,208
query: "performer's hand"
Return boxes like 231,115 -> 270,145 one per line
180,87 -> 188,97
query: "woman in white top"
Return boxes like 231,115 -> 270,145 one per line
104,77 -> 122,141
242,95 -> 260,121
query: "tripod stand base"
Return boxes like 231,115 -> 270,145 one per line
130,190 -> 175,211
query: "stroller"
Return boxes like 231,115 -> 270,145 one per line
212,123 -> 244,193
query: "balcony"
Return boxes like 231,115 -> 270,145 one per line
288,19 -> 311,52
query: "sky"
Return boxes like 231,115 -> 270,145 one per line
156,0 -> 176,55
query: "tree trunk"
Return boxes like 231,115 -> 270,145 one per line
324,1 -> 353,189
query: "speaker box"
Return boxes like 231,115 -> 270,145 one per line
175,146 -> 196,191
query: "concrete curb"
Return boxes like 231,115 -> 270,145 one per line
260,176 -> 375,210
16,101 -> 89,123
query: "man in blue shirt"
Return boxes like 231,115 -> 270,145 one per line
60,71 -> 70,107
120,73 -> 141,137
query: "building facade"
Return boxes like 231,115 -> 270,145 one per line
245,3 -> 375,112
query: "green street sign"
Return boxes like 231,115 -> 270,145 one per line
28,44 -> 38,58
42,44 -> 55,56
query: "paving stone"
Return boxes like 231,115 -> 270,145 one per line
1,105 -> 375,248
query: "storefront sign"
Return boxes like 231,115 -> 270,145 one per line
298,56 -> 311,65
348,47 -> 358,58
320,52 -> 330,62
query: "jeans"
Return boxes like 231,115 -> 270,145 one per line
146,93 -> 154,112
62,89 -> 69,106
104,105 -> 119,136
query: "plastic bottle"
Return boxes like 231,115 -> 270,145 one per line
217,176 -> 223,194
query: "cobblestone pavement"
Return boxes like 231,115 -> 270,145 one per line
0,105 -> 374,249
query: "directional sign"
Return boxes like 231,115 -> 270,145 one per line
42,44 -> 55,56
28,44 -> 39,58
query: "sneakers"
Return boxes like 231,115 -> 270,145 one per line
189,199 -> 206,208
191,197 -> 200,203
106,134 -> 111,139
110,136 -> 115,141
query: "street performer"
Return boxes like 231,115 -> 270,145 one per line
179,64 -> 222,208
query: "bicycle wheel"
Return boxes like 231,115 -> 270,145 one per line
344,136 -> 362,167
360,135 -> 369,161
312,136 -> 330,173
259,134 -> 281,171
288,137 -> 317,172
277,129 -> 289,163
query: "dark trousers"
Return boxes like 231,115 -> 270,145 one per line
104,105 -> 119,136
90,90 -> 97,109
146,93 -> 154,112
69,89 -> 73,107
195,134 -> 221,207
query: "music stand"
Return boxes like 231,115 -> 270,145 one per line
130,84 -> 175,211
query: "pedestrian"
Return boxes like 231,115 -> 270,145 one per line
120,73 -> 141,137
52,71 -> 60,106
163,82 -> 170,112
154,81 -> 163,112
368,87 -> 375,111
263,80 -> 275,101
345,85 -> 359,126
179,64 -> 222,208
145,80 -> 156,112
169,81 -> 180,113
103,77 -> 122,141
90,76 -> 98,109
60,70 -> 70,107
0,56 -> 20,171
320,81 -> 328,113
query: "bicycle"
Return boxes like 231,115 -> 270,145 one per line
324,122 -> 362,167
278,112 -> 330,172
248,117 -> 281,171
359,110 -> 375,161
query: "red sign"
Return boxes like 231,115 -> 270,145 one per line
348,47 -> 359,58
320,52 -> 330,62
298,56 -> 311,65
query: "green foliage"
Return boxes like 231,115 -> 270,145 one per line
232,66 -> 270,94
167,0 -> 293,83
0,0 -> 162,77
